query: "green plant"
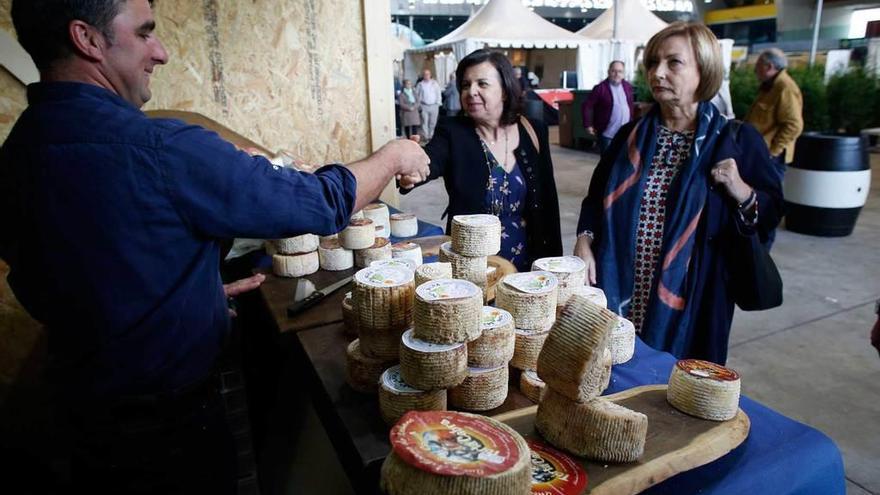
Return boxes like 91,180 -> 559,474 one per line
632,68 -> 653,103
826,66 -> 880,134
729,64 -> 758,119
787,64 -> 829,132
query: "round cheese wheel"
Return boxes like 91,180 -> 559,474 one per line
364,203 -> 390,235
527,439 -> 588,495
375,223 -> 390,239
519,370 -> 546,403
510,325 -> 552,371
569,285 -> 607,309
342,291 -> 358,338
380,410 -> 531,495
451,214 -> 502,257
535,389 -> 647,463
610,317 -> 636,365
354,266 -> 415,360
272,251 -> 319,277
439,242 -> 487,286
399,329 -> 468,390
371,258 -> 417,271
318,238 -> 354,271
271,233 -> 319,255
531,256 -> 587,306
413,279 -> 482,344
448,365 -> 508,411
346,339 -> 396,394
667,359 -> 741,421
495,272 -> 558,331
340,218 -> 375,250
355,237 -> 392,268
467,306 -> 515,368
378,365 -> 447,425
392,241 -> 423,268
415,262 -> 453,288
390,213 -> 419,238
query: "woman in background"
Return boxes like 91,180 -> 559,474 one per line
398,79 -> 421,139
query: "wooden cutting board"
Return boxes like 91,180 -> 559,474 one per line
493,384 -> 750,495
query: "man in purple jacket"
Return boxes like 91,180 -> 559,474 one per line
581,60 -> 635,154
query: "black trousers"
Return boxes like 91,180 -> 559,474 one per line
62,375 -> 237,495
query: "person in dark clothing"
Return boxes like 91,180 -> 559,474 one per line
1,1 -> 429,492
401,50 -> 562,271
581,60 -> 635,154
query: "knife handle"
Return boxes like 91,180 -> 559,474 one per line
287,291 -> 324,317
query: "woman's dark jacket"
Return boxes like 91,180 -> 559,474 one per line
401,115 -> 563,265
576,119 -> 784,364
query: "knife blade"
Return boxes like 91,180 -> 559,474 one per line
287,274 -> 353,317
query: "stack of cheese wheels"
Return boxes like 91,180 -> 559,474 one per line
526,439 -> 588,495
534,294 -> 648,462
414,262 -> 452,288
371,258 -> 417,271
341,291 -> 358,338
317,237 -> 354,271
449,365 -> 508,411
413,279 -> 482,343
375,224 -> 389,239
392,241 -> 423,268
351,210 -> 365,220
570,285 -> 607,309
610,317 -> 636,365
380,410 -> 531,495
340,218 -> 375,250
399,329 -> 467,390
364,203 -> 391,238
355,237 -> 392,268
468,306 -> 515,368
531,256 -> 586,306
271,234 -> 320,277
510,324 -> 552,371
390,213 -> 419,238
439,242 -> 487,291
519,370 -> 546,403
319,233 -> 337,243
354,265 -> 415,360
451,214 -> 502,256
496,272 -> 559,331
667,359 -> 741,421
345,339 -> 395,394
379,366 -> 447,425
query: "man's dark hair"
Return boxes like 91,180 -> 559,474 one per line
455,49 -> 524,126
11,0 -> 151,71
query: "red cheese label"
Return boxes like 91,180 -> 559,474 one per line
528,439 -> 587,494
390,411 -> 521,477
677,359 -> 740,381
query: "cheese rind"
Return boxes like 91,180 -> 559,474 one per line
412,279 -> 483,344
354,266 -> 415,359
451,214 -> 502,257
272,251 -> 320,278
271,234 -> 319,255
535,389 -> 648,462
392,241 -> 423,267
355,237 -> 393,268
495,272 -> 558,331
467,307 -> 515,368
510,326 -> 551,371
399,329 -> 468,390
340,218 -> 375,250
342,291 -> 358,337
531,256 -> 587,306
519,370 -> 546,403
345,339 -> 396,394
439,242 -> 487,287
390,213 -> 419,238
378,366 -> 447,425
448,365 -> 508,411
318,238 -> 354,271
569,285 -> 608,309
610,317 -> 636,365
667,359 -> 741,421
414,262 -> 453,288
364,203 -> 391,238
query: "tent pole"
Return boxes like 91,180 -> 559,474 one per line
613,0 -> 619,40
809,0 -> 823,66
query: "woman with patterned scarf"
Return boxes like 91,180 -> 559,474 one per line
574,23 -> 784,364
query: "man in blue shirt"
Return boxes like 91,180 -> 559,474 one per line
1,0 -> 429,492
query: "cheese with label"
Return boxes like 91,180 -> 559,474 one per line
449,365 -> 508,411
392,241 -> 423,268
519,370 -> 546,404
415,262 -> 453,288
371,258 -> 417,270
272,251 -> 319,278
569,285 -> 607,309
610,317 -> 636,365
536,293 -> 617,402
451,214 -> 502,257
346,339 -> 396,394
342,291 -> 358,337
667,359 -> 741,421
355,237 -> 392,268
399,329 -> 468,390
468,307 -> 515,368
510,326 -> 552,371
439,242 -> 487,287
535,389 -> 647,462
413,279 -> 483,344
390,213 -> 419,238
271,233 -> 319,255
340,218 -> 375,250
527,439 -> 588,495
380,410 -> 531,495
378,366 -> 447,425
354,266 -> 415,359
531,256 -> 587,306
318,238 -> 354,271
495,272 -> 558,331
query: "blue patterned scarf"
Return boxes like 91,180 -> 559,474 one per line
596,102 -> 728,355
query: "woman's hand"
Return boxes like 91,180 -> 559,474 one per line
711,158 -> 753,204
574,236 -> 597,285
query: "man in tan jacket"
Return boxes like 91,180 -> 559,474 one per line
746,48 -> 804,167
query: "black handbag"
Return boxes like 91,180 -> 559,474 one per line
730,231 -> 783,311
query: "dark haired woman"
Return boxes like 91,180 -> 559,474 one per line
401,50 -> 562,271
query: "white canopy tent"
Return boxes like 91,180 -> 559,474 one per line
404,0 -> 591,89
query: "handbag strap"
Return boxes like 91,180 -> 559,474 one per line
519,115 -> 540,154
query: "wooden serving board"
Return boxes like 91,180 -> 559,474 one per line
493,384 -> 750,495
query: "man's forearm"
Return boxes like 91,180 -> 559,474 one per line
345,158 -> 395,212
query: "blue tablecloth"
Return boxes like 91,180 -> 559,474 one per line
609,338 -> 845,494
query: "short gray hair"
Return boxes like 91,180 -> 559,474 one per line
759,48 -> 787,70
608,60 -> 625,70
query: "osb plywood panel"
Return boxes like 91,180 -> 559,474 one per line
0,65 -> 25,137
147,0 -> 371,164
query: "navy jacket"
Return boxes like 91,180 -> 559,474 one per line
401,115 -> 562,265
0,82 -> 356,397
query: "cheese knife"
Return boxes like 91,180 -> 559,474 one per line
286,275 -> 353,317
